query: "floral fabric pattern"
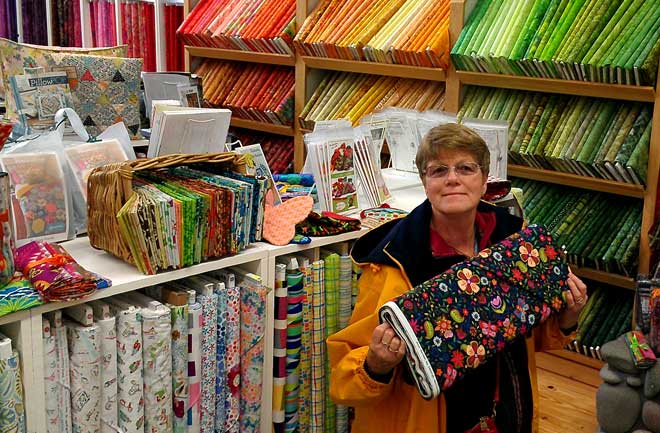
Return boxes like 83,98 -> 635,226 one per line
379,224 -> 569,400
0,351 -> 26,433
240,283 -> 268,433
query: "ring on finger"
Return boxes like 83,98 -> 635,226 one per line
575,297 -> 585,305
387,346 -> 399,353
381,341 -> 390,347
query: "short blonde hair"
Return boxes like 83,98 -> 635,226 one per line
415,123 -> 490,180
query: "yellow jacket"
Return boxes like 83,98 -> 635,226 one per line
327,201 -> 573,433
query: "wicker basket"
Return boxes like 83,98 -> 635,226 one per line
87,152 -> 247,266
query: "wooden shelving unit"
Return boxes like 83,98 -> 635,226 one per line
570,266 -> 636,291
230,118 -> 295,136
180,0 -> 656,377
508,165 -> 646,199
456,71 -> 656,103
301,56 -> 446,81
449,0 -> 660,373
186,46 -> 295,66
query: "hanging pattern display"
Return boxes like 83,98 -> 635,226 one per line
165,4 -> 185,71
120,0 -> 156,71
50,0 -> 83,47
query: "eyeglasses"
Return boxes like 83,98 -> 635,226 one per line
423,162 -> 481,178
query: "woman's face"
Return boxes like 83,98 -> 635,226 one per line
423,149 -> 487,218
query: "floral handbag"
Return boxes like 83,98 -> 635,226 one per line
379,224 -> 569,400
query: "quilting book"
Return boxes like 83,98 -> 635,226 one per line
10,71 -> 71,131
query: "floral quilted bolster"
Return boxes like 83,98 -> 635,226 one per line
379,224 -> 569,400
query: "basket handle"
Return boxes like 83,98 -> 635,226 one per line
118,152 -> 246,178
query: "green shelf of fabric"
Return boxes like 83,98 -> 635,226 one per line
451,0 -> 660,87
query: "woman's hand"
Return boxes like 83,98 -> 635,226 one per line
365,323 -> 407,375
558,271 -> 588,331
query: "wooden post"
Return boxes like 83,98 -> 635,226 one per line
638,61 -> 660,274
444,0 -> 464,114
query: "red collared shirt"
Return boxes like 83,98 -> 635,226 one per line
430,210 -> 497,258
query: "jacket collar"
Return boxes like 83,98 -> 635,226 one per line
351,199 -> 524,288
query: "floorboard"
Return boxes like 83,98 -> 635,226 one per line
537,367 -> 598,433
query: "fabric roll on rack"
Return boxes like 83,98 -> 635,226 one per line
66,322 -> 102,433
187,291 -> 202,433
106,298 -> 144,433
239,277 -> 268,432
0,349 -> 26,433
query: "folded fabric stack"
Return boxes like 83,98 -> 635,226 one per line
570,284 -> 633,360
451,0 -> 660,86
379,224 -> 568,399
513,178 -> 642,276
14,241 -> 111,302
229,128 -> 294,174
195,60 -> 294,126
299,71 -> 445,129
294,0 -> 450,68
458,86 -> 653,185
177,0 -> 295,54
0,276 -> 43,317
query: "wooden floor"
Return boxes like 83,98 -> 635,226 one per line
537,352 -> 599,433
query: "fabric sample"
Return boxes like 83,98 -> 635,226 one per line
285,261 -> 303,433
113,306 -> 144,433
310,260 -> 325,433
141,306 -> 173,433
67,322 -> 101,433
43,321 -> 60,433
197,292 -> 218,433
44,52 -> 143,138
214,287 -> 227,433
169,304 -> 189,433
0,350 -> 26,433
97,316 -> 118,433
379,224 -> 569,400
273,263 -> 287,432
335,255 -> 353,433
240,283 -> 268,432
0,121 -> 12,154
0,277 -> 42,318
14,241 -> 103,302
187,299 -> 202,433
297,261 -> 313,433
225,283 -> 241,433
51,320 -> 72,433
0,172 -> 13,285
323,254 -> 339,433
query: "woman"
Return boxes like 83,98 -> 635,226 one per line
327,123 -> 587,433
